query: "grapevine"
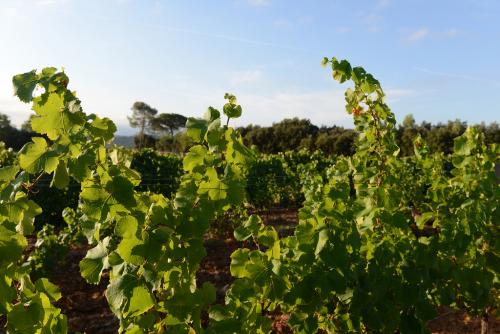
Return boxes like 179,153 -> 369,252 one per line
0,57 -> 497,334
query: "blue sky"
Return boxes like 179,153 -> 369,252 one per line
0,0 -> 499,135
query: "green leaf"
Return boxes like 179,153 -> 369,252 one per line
106,273 -> 154,317
186,118 -> 208,142
68,151 -> 95,181
0,225 -> 27,264
105,175 -> 136,207
34,278 -> 62,302
125,284 -> 154,317
51,160 -> 69,189
223,93 -> 242,119
0,196 -> 42,235
331,58 -> 352,83
31,92 -> 85,140
225,128 -> 254,166
19,137 -> 59,174
88,116 -> 117,141
453,134 -> 473,155
183,145 -> 207,172
315,228 -> 329,256
204,106 -> 220,122
199,282 -> 216,306
230,248 -> 250,278
0,165 -> 19,181
199,167 -> 228,201
115,216 -> 144,265
12,70 -> 38,103
79,237 -> 110,284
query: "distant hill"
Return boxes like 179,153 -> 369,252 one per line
113,135 -> 134,148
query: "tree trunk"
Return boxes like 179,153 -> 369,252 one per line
140,118 -> 146,149
170,127 -> 176,153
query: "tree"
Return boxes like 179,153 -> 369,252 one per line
0,113 -> 33,150
397,114 -> 419,156
402,114 -> 416,128
127,101 -> 158,148
151,113 -> 187,138
21,114 -> 36,132
134,133 -> 157,149
0,113 -> 11,128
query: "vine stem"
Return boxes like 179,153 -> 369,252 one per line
481,309 -> 491,334
23,171 -> 46,194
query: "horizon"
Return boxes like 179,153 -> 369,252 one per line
1,0 -> 499,135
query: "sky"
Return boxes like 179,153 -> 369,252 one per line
0,0 -> 499,135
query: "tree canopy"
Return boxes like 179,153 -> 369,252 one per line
128,101 -> 158,148
151,113 -> 187,137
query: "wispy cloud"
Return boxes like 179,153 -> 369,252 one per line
404,27 -> 461,43
247,0 -> 270,7
273,19 -> 291,29
335,26 -> 352,34
406,27 -> 429,42
93,18 -> 307,52
377,0 -> 391,7
414,67 -> 500,86
298,16 -> 313,24
237,90 -> 350,127
273,16 -> 313,30
360,13 -> 383,32
34,0 -> 68,6
384,88 -> 419,103
442,28 -> 460,38
229,70 -> 263,85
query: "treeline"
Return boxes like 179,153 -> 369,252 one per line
0,114 -> 34,150
1,110 -> 499,156
238,115 -> 500,156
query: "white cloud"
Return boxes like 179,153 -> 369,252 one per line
229,70 -> 263,85
247,0 -> 270,7
235,90 -> 350,127
406,27 -> 429,42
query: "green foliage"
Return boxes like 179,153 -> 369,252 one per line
0,67 -> 77,332
2,58 -> 498,334
0,142 -> 16,167
216,57 -> 499,333
133,133 -> 157,149
239,117 -> 499,157
28,225 -> 69,280
130,148 -> 183,198
5,64 -> 254,332
246,150 -> 335,208
151,113 -> 188,137
223,93 -> 242,121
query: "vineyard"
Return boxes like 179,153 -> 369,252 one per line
0,57 -> 498,333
